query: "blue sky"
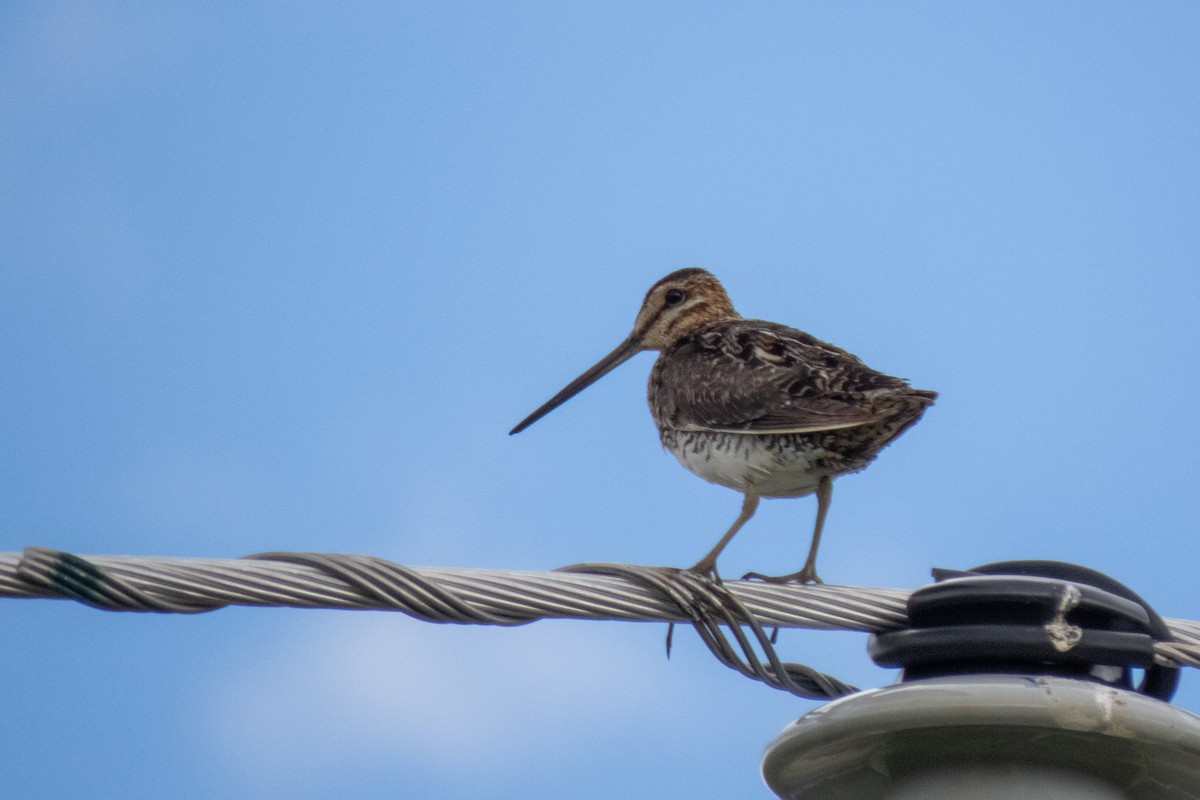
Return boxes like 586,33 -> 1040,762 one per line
2,2 -> 1198,797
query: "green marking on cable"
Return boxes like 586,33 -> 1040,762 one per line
49,552 -> 112,608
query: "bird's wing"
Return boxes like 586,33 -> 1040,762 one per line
655,320 -> 906,435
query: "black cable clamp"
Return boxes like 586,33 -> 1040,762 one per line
869,559 -> 1179,701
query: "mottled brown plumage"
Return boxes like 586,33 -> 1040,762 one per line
511,268 -> 936,582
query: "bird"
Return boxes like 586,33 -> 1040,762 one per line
509,268 -> 936,583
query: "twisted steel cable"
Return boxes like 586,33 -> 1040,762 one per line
3,547 -> 1198,697
1,547 -> 909,627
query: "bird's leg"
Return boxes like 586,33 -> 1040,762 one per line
744,475 -> 832,584
667,491 -> 759,656
688,490 -> 760,578
795,474 -> 832,583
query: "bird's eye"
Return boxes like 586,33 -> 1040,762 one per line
664,289 -> 686,306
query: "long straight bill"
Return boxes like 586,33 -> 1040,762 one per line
509,335 -> 643,434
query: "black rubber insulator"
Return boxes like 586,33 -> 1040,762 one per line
869,560 -> 1179,702
869,625 -> 1157,670
909,575 -> 1150,631
964,560 -> 1179,701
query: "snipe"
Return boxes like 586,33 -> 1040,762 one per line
511,268 -> 936,583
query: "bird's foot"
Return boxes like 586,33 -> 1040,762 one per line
685,557 -> 722,583
742,567 -> 823,585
